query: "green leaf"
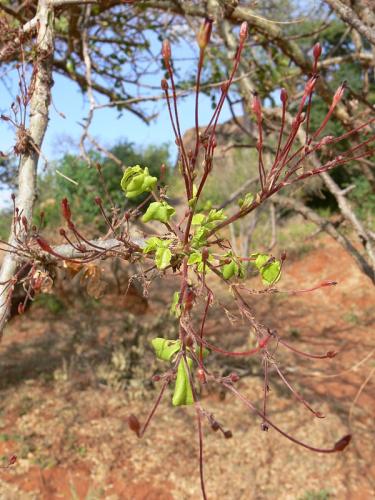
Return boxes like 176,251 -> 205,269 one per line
252,253 -> 269,270
187,252 -> 203,265
120,165 -> 157,199
191,213 -> 205,225
238,192 -> 254,208
155,246 -> 172,269
206,209 -> 226,224
188,197 -> 197,208
151,338 -> 181,362
222,260 -> 237,280
143,237 -> 172,269
172,358 -> 194,406
170,291 -> 181,318
260,260 -> 281,285
143,237 -> 171,254
191,227 -> 209,248
142,201 -> 175,223
251,253 -> 281,285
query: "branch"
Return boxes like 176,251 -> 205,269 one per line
51,236 -> 146,260
273,193 -> 375,284
325,0 -> 375,47
141,0 -> 351,124
0,0 -> 54,337
53,59 -> 151,124
321,171 -> 375,274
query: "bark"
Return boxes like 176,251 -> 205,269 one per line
325,0 -> 375,47
51,237 -> 146,260
0,0 -> 54,336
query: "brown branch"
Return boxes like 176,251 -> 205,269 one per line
52,59 -> 151,124
325,0 -> 375,47
51,237 -> 146,260
0,0 -> 54,337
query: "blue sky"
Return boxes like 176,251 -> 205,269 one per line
0,35 -> 237,208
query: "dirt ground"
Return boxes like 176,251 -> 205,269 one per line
0,235 -> 374,500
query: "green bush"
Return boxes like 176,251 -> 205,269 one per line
36,141 -> 170,228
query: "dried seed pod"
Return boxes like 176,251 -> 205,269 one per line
334,434 -> 351,451
224,430 -> 233,439
128,414 -> 141,437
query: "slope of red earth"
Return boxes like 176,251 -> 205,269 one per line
0,235 -> 374,499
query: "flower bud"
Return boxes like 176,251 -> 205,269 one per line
161,78 -> 169,91
239,22 -> 248,44
305,75 -> 318,95
162,39 -> 171,66
61,198 -> 71,221
197,19 -> 213,50
251,92 -> 262,122
333,81 -> 346,105
313,42 -> 322,61
280,88 -> 288,104
230,372 -> 239,383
